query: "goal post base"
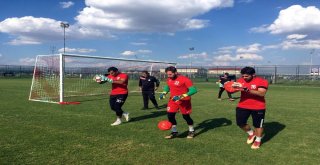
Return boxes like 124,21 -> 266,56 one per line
58,101 -> 81,105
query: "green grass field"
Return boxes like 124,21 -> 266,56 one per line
1,79 -> 319,164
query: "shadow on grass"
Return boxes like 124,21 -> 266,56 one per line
157,104 -> 167,109
219,96 -> 240,101
263,121 -> 286,143
140,104 -> 167,110
130,110 -> 167,123
178,118 -> 232,138
66,95 -> 108,103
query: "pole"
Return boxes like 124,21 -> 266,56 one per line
189,47 -> 194,78
59,53 -> 64,103
63,28 -> 66,53
60,22 -> 69,54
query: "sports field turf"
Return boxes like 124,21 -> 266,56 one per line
0,78 -> 319,164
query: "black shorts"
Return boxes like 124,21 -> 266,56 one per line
236,107 -> 265,128
109,94 -> 128,111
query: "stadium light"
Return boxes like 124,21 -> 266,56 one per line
60,22 -> 69,54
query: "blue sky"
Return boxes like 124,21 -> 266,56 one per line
0,0 -> 320,66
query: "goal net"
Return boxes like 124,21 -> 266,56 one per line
29,54 -> 176,104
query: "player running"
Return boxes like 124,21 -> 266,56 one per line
232,66 -> 268,149
217,72 -> 234,101
95,67 -> 130,126
159,66 -> 197,139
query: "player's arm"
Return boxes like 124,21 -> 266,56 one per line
139,78 -> 142,87
111,74 -> 128,84
245,87 -> 267,97
183,78 -> 197,97
172,86 -> 197,101
159,85 -> 169,100
186,86 -> 197,96
154,77 -> 160,91
112,78 -> 126,84
139,78 -> 142,90
237,79 -> 268,97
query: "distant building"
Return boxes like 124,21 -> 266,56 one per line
207,67 -> 241,75
310,67 -> 320,75
160,68 -> 199,73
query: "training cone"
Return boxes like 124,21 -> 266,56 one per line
158,120 -> 172,131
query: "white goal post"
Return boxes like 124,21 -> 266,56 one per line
29,53 -> 176,104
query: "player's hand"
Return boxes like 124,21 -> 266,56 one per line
172,94 -> 188,102
172,96 -> 180,102
94,75 -> 103,83
232,82 -> 243,88
94,75 -> 112,83
240,87 -> 250,92
154,87 -> 158,91
159,92 -> 167,100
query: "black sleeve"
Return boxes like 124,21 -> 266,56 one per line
155,77 -> 160,87
139,78 -> 142,87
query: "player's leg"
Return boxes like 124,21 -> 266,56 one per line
251,110 -> 266,149
109,95 -> 116,111
165,100 -> 179,139
182,114 -> 195,138
148,91 -> 159,109
236,107 -> 255,144
218,87 -> 224,100
227,92 -> 234,101
111,94 -> 129,126
109,95 -> 121,126
165,112 -> 178,139
141,91 -> 149,110
180,100 -> 195,138
119,94 -> 129,121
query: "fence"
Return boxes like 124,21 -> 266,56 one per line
1,64 -> 320,85
176,65 -> 320,85
0,65 -> 34,78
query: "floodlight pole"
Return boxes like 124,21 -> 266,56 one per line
60,22 -> 69,54
310,49 -> 315,75
189,47 -> 194,78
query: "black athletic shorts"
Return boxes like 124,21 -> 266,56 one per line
236,107 -> 265,128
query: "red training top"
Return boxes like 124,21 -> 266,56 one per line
167,75 -> 193,100
107,73 -> 128,95
237,76 -> 268,110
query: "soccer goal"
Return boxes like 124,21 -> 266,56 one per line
29,53 -> 176,104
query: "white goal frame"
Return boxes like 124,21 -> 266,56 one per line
29,53 -> 176,104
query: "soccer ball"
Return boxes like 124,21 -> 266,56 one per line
94,75 -> 102,82
158,120 -> 172,131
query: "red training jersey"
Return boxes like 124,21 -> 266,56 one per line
107,73 -> 128,95
167,75 -> 193,100
237,76 -> 268,110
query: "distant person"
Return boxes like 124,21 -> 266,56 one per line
159,66 -> 197,139
95,67 -> 130,126
217,72 -> 234,101
139,71 -> 160,110
232,66 -> 269,149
